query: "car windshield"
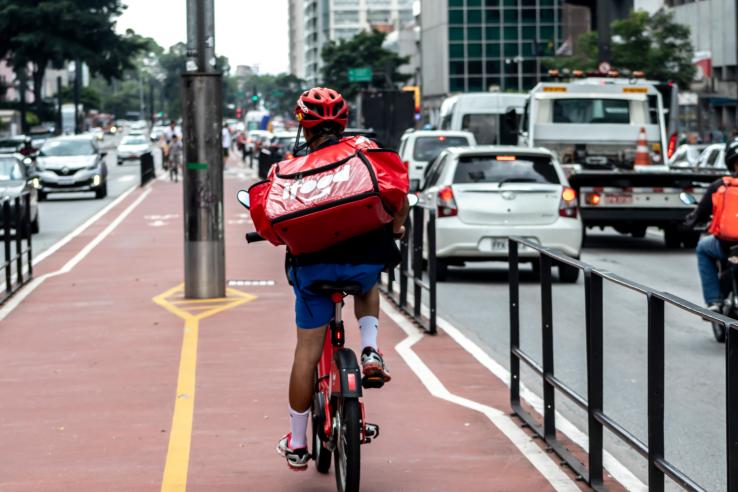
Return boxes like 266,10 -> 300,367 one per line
40,139 -> 96,156
552,98 -> 630,124
0,139 -> 22,148
413,136 -> 470,161
122,137 -> 148,145
453,154 -> 560,184
0,158 -> 24,181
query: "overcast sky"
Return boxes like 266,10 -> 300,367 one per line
116,0 -> 289,75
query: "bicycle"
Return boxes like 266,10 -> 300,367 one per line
237,190 -> 379,492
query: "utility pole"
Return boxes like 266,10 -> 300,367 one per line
182,0 -> 225,299
18,69 -> 27,134
596,0 -> 612,65
74,59 -> 82,134
56,76 -> 62,135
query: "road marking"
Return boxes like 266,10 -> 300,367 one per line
382,280 -> 646,491
33,184 -> 137,266
153,284 -> 256,492
382,302 -> 580,492
117,175 -> 137,183
0,187 -> 152,322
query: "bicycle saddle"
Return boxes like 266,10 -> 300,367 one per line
308,280 -> 364,296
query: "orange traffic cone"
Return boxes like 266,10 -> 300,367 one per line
634,127 -> 651,166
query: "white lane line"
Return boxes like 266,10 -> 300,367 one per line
382,302 -> 580,492
0,188 -> 152,322
33,185 -> 137,266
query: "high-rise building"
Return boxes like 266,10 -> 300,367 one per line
295,0 -> 415,85
289,0 -> 306,79
420,0 -> 566,107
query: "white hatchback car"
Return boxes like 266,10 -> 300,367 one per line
419,146 -> 583,282
398,130 -> 476,191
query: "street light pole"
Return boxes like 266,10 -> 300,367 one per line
182,0 -> 225,299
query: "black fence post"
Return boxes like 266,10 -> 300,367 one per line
140,152 -> 155,186
727,323 -> 738,492
540,254 -> 556,441
13,197 -> 22,285
399,215 -> 410,309
427,210 -> 437,335
585,270 -> 604,487
24,193 -> 32,279
412,205 -> 423,320
3,200 -> 10,294
647,294 -> 665,492
509,239 -> 520,408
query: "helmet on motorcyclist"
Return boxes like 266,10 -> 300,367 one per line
294,87 -> 349,132
724,138 -> 738,172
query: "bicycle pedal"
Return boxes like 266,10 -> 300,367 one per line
362,375 -> 385,389
364,422 -> 380,441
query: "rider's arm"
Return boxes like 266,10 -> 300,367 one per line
685,179 -> 723,227
392,197 -> 410,237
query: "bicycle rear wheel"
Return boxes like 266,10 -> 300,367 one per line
312,408 -> 332,473
334,397 -> 361,492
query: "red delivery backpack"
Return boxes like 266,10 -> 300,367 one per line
709,177 -> 738,241
248,136 -> 409,255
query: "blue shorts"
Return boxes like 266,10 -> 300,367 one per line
289,263 -> 384,329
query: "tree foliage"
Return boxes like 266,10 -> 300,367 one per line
240,73 -> 307,118
321,30 -> 411,99
0,0 -> 147,109
543,10 -> 696,87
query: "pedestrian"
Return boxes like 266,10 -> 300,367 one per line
222,124 -> 231,159
237,130 -> 247,162
169,134 -> 183,182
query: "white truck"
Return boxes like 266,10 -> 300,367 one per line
520,78 -> 723,248
439,92 -> 526,146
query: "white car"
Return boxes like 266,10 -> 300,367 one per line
117,135 -> 152,165
398,130 -> 476,191
697,143 -> 726,169
419,146 -> 583,282
669,144 -> 708,167
246,130 -> 272,154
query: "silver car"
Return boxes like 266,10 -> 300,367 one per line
117,135 -> 151,165
36,136 -> 108,200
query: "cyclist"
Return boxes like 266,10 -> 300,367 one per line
168,134 -> 183,182
684,138 -> 738,311
276,87 -> 409,470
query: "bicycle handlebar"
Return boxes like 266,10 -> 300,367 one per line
245,232 -> 266,243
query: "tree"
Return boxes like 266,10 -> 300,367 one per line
0,0 -> 147,112
60,86 -> 101,110
321,30 -> 411,99
542,10 -> 696,87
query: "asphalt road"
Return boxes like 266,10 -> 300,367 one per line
435,229 -> 726,491
33,134 -> 163,257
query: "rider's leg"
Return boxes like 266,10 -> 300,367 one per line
288,325 -> 327,447
696,235 -> 725,306
354,285 -> 379,350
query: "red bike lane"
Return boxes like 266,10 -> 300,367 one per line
0,162 -> 617,491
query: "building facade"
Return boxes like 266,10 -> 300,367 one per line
288,0 -> 306,79
420,0 -> 565,104
296,0 -> 415,85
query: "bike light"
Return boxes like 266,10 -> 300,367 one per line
586,192 -> 601,205
437,186 -> 458,217
667,132 -> 677,159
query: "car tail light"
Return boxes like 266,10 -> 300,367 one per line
559,186 -> 578,218
437,186 -> 458,217
585,192 -> 601,206
667,132 -> 677,159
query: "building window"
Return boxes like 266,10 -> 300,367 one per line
503,9 -> 518,23
450,61 -> 465,76
334,10 -> 359,24
486,42 -> 501,57
521,8 -> 537,24
486,60 -> 501,73
449,9 -> 464,24
469,60 -> 483,74
504,43 -> 518,56
449,0 -> 464,6
504,26 -> 518,40
449,27 -> 464,41
450,77 -> 465,92
367,10 -> 391,23
467,27 -> 482,41
450,43 -> 464,59
468,77 -> 484,91
468,43 -> 482,57
485,8 -> 500,23
467,9 -> 482,24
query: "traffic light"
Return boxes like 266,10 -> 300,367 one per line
251,94 -> 259,103
236,107 -> 242,119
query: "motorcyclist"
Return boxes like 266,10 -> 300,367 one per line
684,138 -> 738,311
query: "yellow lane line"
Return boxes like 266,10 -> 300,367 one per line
153,284 -> 256,492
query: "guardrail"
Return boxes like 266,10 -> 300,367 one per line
508,237 -> 737,491
380,205 -> 437,335
1,193 -> 33,304
140,153 -> 155,186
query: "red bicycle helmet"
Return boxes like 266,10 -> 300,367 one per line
295,87 -> 349,130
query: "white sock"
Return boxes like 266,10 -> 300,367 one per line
289,406 -> 310,449
358,315 -> 379,351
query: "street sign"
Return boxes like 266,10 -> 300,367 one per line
348,67 -> 373,83
598,61 -> 611,74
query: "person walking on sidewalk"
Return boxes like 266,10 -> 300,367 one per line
221,123 -> 231,159
168,134 -> 183,182
271,87 -> 409,470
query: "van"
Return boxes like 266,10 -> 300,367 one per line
438,93 -> 527,145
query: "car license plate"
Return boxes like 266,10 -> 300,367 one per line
478,238 -> 510,252
605,193 -> 633,205
58,177 -> 75,185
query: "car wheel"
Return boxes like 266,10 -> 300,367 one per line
681,231 -> 700,249
37,191 -> 46,202
558,263 -> 580,283
95,182 -> 108,199
31,213 -> 39,234
664,227 -> 681,248
117,160 -> 123,166
435,259 -> 449,282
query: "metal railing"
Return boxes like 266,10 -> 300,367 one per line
140,152 -> 156,186
508,237 -> 737,491
0,193 -> 33,304
380,205 -> 437,334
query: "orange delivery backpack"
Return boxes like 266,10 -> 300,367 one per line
709,177 -> 738,241
248,136 -> 409,255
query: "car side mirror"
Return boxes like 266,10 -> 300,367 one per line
407,194 -> 419,207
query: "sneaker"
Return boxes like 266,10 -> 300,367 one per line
361,347 -> 391,388
276,433 -> 309,471
708,302 -> 723,313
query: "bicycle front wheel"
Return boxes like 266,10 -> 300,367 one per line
334,397 -> 361,492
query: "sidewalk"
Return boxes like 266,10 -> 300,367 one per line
0,159 -> 601,491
